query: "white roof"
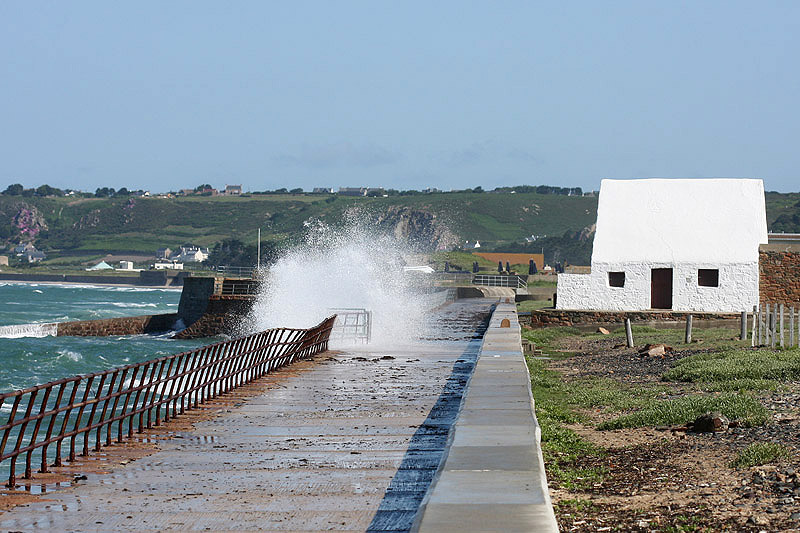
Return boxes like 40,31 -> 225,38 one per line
592,178 -> 768,263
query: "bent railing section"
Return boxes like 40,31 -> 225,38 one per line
0,315 -> 335,487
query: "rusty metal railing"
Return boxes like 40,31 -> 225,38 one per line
0,315 -> 335,487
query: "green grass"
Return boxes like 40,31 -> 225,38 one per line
527,279 -> 557,288
665,348 -> 800,384
522,326 -> 584,351
527,357 -> 607,490
555,498 -> 597,514
516,299 -> 551,312
731,442 -> 790,468
598,393 -> 768,430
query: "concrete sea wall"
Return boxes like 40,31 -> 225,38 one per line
414,302 -> 558,532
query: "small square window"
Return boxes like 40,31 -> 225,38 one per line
608,271 -> 625,287
698,269 -> 719,287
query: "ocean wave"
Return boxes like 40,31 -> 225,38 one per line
56,349 -> 83,362
110,302 -> 158,308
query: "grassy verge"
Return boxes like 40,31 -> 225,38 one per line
516,299 -> 551,312
599,393 -> 768,429
665,348 -> 800,385
527,357 -> 606,490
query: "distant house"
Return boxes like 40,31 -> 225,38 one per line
179,189 -> 194,196
338,187 -> 367,197
155,248 -> 172,260
25,250 -> 46,263
118,260 -> 135,270
171,245 -> 209,263
423,188 -> 441,194
366,187 -> 386,197
224,184 -> 242,196
14,243 -> 35,256
312,187 -> 334,194
0,256 -> 9,267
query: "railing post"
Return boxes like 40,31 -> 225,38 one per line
25,386 -> 53,479
54,380 -> 80,467
40,382 -> 67,473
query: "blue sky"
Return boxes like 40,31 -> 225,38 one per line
1,1 -> 798,193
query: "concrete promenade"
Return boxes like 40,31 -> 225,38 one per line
0,299 -> 557,532
414,301 -> 559,532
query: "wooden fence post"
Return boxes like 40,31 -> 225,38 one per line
751,305 -> 757,347
780,303 -> 785,348
685,314 -> 693,344
791,306 -> 795,348
765,303 -> 771,347
771,304 -> 778,349
625,318 -> 634,348
741,311 -> 747,341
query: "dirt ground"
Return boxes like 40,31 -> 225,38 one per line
546,336 -> 800,532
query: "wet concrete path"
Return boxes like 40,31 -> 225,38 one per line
0,300 -> 493,532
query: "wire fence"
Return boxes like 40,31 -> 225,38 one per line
0,315 -> 335,487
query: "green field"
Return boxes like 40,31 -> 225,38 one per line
2,189 -> 799,265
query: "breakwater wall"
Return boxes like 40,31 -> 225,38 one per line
50,276 -> 255,338
56,313 -> 179,336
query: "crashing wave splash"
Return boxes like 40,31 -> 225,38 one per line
0,322 -> 59,338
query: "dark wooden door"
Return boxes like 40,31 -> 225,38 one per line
651,268 -> 673,309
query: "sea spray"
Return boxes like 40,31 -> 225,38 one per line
246,218 -> 433,347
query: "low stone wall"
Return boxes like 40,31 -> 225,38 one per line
525,309 -> 738,328
174,296 -> 255,339
57,314 -> 178,336
760,250 -> 800,304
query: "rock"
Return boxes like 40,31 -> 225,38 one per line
638,343 -> 673,357
692,412 -> 730,432
597,327 -> 610,335
747,515 -> 770,526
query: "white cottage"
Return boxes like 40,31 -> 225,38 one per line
557,178 -> 768,312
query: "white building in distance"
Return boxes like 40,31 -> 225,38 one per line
557,178 -> 768,312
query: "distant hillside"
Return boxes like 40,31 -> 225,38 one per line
1,189 -> 798,266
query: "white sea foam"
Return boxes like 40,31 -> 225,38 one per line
56,349 -> 83,362
247,217 -> 431,347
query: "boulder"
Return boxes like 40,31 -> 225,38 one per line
692,412 -> 730,432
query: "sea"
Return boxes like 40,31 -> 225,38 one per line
0,282 -> 207,393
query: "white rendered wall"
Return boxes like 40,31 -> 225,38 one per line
556,178 -> 768,312
557,262 -> 760,312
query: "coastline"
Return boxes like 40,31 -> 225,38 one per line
0,272 -> 181,290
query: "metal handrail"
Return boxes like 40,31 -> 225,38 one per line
0,315 -> 335,487
472,274 -> 527,289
